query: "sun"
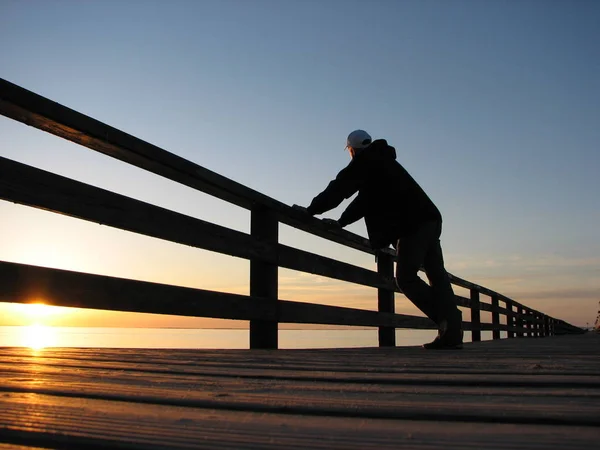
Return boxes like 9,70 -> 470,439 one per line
20,324 -> 58,350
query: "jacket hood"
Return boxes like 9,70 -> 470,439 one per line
367,139 -> 397,160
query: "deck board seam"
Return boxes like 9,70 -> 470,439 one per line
1,386 -> 598,428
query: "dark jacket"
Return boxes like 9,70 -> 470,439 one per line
306,139 -> 442,249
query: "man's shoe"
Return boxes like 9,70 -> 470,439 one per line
422,336 -> 463,350
422,323 -> 464,350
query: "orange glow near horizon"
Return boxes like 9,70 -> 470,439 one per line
22,302 -> 57,317
6,302 -> 73,326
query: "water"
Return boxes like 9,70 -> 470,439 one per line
0,326 -> 489,350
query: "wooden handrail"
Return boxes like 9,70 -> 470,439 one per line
0,78 -> 584,348
0,157 -> 391,290
0,78 -> 376,256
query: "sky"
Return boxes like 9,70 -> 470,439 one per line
1,0 -> 599,329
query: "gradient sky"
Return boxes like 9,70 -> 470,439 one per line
1,0 -> 598,328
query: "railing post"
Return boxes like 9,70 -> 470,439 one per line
470,289 -> 481,342
526,310 -> 533,337
491,294 -> 500,340
517,306 -> 524,337
506,301 -> 514,338
249,206 -> 278,349
377,252 -> 395,347
529,311 -> 534,337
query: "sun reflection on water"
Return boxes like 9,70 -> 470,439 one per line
20,324 -> 58,350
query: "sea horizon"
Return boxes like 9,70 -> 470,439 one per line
0,326 -> 492,350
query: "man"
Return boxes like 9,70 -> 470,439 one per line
294,129 -> 463,349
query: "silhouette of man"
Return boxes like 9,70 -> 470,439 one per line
294,130 -> 463,349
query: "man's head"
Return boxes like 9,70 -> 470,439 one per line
345,129 -> 372,158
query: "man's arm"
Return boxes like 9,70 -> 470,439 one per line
337,194 -> 366,227
306,163 -> 361,216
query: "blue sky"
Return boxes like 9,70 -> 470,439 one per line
1,0 -> 599,327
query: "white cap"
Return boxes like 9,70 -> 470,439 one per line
345,129 -> 372,150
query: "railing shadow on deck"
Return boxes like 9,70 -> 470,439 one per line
0,78 -> 583,349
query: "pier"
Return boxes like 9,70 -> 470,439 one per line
1,334 -> 599,449
0,79 -> 594,448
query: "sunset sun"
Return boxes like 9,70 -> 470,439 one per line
20,323 -> 58,350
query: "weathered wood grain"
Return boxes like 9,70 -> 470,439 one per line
1,393 -> 598,450
0,334 -> 598,448
1,334 -> 597,374
2,376 -> 596,426
0,444 -> 53,450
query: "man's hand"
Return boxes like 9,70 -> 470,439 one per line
292,204 -> 310,215
322,218 -> 341,228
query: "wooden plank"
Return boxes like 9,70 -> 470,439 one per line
3,360 -> 599,388
0,336 -> 597,439
0,370 -> 598,426
3,362 -> 599,397
2,348 -> 600,390
279,301 -> 434,329
1,393 -> 598,450
0,261 -> 274,322
1,334 -> 599,381
0,78 -> 377,257
0,256 -> 531,334
0,157 -> 392,291
2,354 -> 598,384
0,444 -> 53,450
3,344 -> 600,378
0,261 -> 433,330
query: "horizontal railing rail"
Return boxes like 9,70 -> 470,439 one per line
0,261 -> 434,330
0,78 -> 374,255
0,78 -> 583,348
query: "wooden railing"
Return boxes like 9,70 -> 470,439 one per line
0,79 -> 583,349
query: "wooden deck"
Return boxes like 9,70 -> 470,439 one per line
0,333 -> 598,449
